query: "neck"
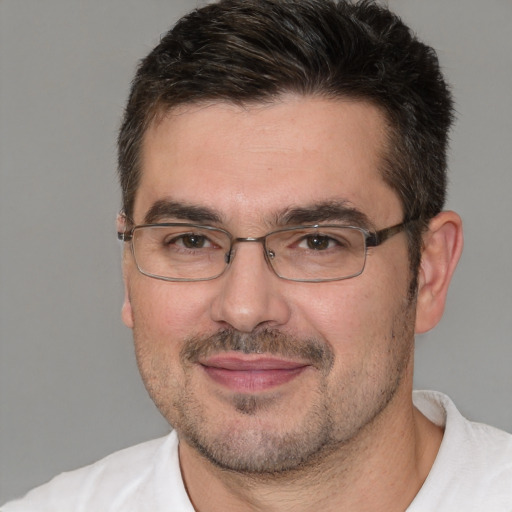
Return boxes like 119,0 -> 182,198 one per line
178,386 -> 443,512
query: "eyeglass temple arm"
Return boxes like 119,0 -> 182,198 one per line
366,219 -> 420,248
118,232 -> 133,242
117,212 -> 136,242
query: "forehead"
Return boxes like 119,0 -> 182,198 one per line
135,96 -> 401,228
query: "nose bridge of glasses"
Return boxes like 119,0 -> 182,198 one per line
225,236 -> 271,265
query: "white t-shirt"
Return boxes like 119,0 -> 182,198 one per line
2,391 -> 512,511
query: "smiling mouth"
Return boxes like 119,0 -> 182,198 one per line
199,353 -> 310,393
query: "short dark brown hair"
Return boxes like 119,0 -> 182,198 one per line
118,0 -> 454,278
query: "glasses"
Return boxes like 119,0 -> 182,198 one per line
118,220 -> 416,283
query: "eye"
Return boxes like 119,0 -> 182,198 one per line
168,233 -> 213,249
300,234 -> 339,251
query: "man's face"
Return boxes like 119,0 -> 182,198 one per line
121,96 -> 417,473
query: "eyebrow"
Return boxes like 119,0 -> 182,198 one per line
143,200 -> 223,224
142,199 -> 373,230
278,201 -> 374,229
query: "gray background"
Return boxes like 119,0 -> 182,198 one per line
0,0 -> 511,504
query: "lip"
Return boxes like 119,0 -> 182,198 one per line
199,354 -> 310,393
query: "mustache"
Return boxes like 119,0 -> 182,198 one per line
180,328 -> 334,372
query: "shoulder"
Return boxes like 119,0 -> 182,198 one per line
1,431 -> 192,512
411,390 -> 512,511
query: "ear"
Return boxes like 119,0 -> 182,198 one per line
117,213 -> 134,329
415,211 -> 463,334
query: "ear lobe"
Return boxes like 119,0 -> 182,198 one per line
415,211 -> 464,334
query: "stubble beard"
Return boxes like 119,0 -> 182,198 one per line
174,329 -> 338,474
136,300 -> 416,476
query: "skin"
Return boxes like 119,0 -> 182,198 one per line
119,95 -> 463,511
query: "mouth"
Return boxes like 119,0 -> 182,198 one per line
199,353 -> 311,393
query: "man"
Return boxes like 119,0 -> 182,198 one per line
3,0 -> 511,510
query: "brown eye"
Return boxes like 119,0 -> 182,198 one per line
181,234 -> 208,249
304,234 -> 333,250
165,233 -> 213,249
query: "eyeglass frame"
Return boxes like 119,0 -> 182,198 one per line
117,218 -> 419,283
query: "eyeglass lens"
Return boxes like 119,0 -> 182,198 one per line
131,225 -> 368,282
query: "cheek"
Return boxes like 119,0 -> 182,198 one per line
289,270 -> 409,354
289,284 -> 377,340
129,277 -> 215,341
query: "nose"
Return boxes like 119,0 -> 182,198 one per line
209,241 -> 291,332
